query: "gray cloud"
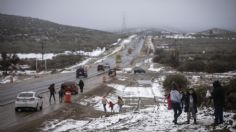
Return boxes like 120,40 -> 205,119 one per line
0,0 -> 236,32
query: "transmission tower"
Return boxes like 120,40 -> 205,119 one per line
121,14 -> 127,33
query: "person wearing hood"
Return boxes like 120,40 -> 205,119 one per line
212,80 -> 225,125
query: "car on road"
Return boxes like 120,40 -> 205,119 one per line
97,64 -> 105,71
76,67 -> 88,78
103,63 -> 110,69
108,69 -> 116,77
61,81 -> 78,94
133,67 -> 146,74
15,91 -> 43,112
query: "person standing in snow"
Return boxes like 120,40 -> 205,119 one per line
102,96 -> 108,114
117,96 -> 124,112
48,83 -> 56,103
205,88 -> 212,107
180,91 -> 186,110
184,88 -> 198,124
109,101 -> 115,113
78,79 -> 84,93
58,85 -> 64,103
211,80 -> 225,125
170,82 -> 182,124
164,93 -> 172,110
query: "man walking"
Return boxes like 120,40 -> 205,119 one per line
58,85 -> 64,103
48,83 -> 56,103
170,82 -> 182,124
78,79 -> 84,93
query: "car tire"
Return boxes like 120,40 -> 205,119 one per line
15,107 -> 19,112
40,104 -> 43,110
35,104 -> 38,111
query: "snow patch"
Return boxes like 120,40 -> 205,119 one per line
148,64 -> 164,72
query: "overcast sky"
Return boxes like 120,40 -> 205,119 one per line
0,0 -> 236,32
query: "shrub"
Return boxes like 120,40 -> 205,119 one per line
178,60 -> 206,72
223,78 -> 236,110
47,54 -> 82,69
163,74 -> 189,91
193,85 -> 211,107
206,61 -> 230,73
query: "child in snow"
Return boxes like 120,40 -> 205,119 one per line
109,101 -> 115,113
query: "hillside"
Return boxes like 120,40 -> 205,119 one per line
194,28 -> 236,38
0,13 -> 122,53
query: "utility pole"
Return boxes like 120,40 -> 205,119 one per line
41,40 -> 44,71
41,35 -> 48,71
36,58 -> 38,72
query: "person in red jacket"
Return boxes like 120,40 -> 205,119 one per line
167,93 -> 172,110
108,101 -> 115,113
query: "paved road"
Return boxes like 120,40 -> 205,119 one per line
0,35 -> 145,129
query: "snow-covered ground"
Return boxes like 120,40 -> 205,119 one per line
165,34 -> 196,39
148,63 -> 164,72
17,47 -> 106,60
42,107 -> 236,132
41,81 -> 236,132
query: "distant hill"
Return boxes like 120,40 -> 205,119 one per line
0,13 -> 122,53
194,28 -> 236,38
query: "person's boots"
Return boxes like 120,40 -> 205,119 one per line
194,119 -> 197,124
173,119 -> 177,124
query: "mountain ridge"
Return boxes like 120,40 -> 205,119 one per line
0,13 -> 122,53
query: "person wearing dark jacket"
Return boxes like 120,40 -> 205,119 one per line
180,91 -> 186,110
184,88 -> 198,124
212,80 -> 225,125
48,83 -> 56,103
58,85 -> 65,103
78,79 -> 84,93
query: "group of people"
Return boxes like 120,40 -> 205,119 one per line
102,96 -> 124,114
167,80 -> 225,125
48,79 -> 85,103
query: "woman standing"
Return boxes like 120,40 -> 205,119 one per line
117,96 -> 124,112
170,82 -> 182,124
102,96 -> 108,114
184,88 -> 198,124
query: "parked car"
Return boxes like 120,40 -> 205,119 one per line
76,67 -> 87,78
108,69 -> 116,77
133,67 -> 146,74
61,81 -> 78,95
15,91 -> 43,112
97,65 -> 105,71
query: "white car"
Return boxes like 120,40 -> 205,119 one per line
15,91 -> 43,112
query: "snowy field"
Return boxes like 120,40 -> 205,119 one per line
17,47 -> 106,60
41,81 -> 236,132
41,106 -> 235,132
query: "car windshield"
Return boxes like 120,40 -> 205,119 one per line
19,93 -> 33,97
